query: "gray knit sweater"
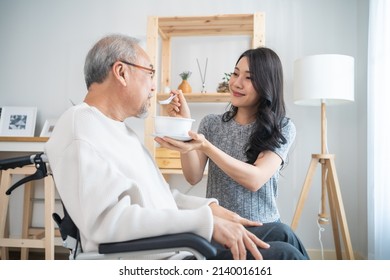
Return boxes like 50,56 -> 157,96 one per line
198,114 -> 296,223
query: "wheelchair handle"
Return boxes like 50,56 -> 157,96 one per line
0,153 -> 50,195
0,153 -> 48,170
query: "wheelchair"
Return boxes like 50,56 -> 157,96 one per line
0,153 -> 217,260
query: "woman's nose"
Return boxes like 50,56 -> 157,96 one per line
231,77 -> 243,89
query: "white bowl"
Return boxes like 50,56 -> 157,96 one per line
154,116 -> 195,137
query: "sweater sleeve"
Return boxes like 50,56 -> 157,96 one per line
171,188 -> 218,210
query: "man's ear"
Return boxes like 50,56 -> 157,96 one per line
112,61 -> 127,87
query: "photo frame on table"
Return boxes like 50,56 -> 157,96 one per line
0,106 -> 37,137
40,118 -> 57,137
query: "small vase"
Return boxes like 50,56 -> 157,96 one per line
178,79 -> 192,93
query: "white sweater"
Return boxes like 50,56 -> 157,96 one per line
45,103 -> 215,253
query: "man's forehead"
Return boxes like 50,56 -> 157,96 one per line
135,49 -> 152,66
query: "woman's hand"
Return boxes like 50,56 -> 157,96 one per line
165,90 -> 191,119
155,131 -> 209,186
154,131 -> 207,154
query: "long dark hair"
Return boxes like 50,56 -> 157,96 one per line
222,47 -> 287,164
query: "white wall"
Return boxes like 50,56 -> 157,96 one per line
0,0 -> 368,258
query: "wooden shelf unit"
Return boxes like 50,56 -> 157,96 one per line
144,13 -> 265,174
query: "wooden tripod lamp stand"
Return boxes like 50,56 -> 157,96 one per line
291,54 -> 355,259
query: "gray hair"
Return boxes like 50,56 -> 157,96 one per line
84,34 -> 140,89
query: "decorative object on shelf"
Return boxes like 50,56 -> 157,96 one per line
217,72 -> 232,93
40,118 -> 57,137
292,54 -> 355,259
196,58 -> 208,93
178,71 -> 192,93
0,106 -> 37,137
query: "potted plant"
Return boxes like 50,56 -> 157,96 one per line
216,72 -> 231,93
178,71 -> 192,93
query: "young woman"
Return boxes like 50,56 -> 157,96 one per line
155,47 -> 295,223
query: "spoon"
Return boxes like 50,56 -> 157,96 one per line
158,94 -> 176,105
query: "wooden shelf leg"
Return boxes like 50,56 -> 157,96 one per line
44,175 -> 55,260
1,218 -> 10,259
291,157 -> 319,230
21,181 -> 34,259
0,170 -> 11,260
326,158 -> 354,260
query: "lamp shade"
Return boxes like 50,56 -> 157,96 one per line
293,54 -> 354,106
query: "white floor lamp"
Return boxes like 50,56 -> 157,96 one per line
291,54 -> 355,259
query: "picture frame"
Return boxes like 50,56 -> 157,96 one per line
40,118 -> 57,137
0,106 -> 37,137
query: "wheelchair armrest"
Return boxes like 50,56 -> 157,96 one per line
99,233 -> 217,259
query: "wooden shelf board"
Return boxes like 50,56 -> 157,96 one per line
0,137 -> 49,142
157,14 -> 258,37
157,92 -> 230,103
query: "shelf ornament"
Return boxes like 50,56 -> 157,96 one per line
178,71 -> 192,93
217,72 -> 232,93
197,58 -> 208,93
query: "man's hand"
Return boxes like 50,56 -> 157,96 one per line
209,202 -> 262,227
212,216 -> 270,260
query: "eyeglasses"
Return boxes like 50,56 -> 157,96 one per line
120,60 -> 155,79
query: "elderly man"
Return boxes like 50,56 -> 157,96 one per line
45,34 -> 309,260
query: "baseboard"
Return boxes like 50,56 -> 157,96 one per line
307,249 -> 364,260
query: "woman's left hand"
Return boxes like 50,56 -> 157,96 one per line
154,130 -> 207,154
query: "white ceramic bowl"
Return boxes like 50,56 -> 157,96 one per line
154,116 -> 195,136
